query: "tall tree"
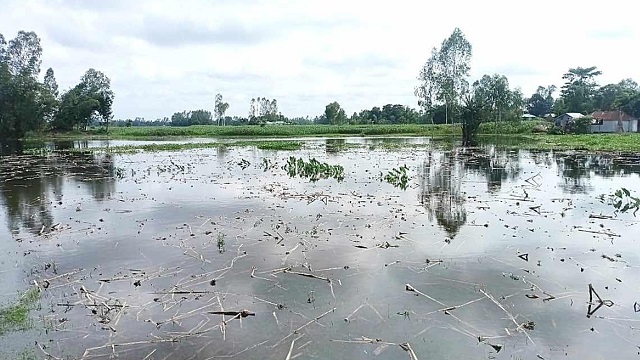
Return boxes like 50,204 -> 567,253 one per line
6,31 -> 42,77
43,67 -> 58,98
53,69 -> 114,131
526,85 -> 556,117
325,102 -> 347,125
472,74 -> 512,125
0,31 -> 47,138
557,66 -> 601,114
416,28 -> 472,124
214,93 -> 229,126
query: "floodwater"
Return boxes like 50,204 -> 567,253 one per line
1,138 -> 639,359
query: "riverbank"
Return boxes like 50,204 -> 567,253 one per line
19,122 -> 640,152
27,122 -> 542,139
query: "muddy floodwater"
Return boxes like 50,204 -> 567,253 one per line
1,137 -> 639,359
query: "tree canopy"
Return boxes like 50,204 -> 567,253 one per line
0,30 -> 114,139
416,28 -> 472,124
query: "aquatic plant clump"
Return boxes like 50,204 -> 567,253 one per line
0,288 -> 40,335
284,156 -> 344,182
599,187 -> 640,215
381,165 -> 410,190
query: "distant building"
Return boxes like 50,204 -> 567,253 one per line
555,113 -> 586,128
590,111 -> 638,133
522,114 -> 538,120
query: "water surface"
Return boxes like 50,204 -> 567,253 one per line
1,138 -> 639,359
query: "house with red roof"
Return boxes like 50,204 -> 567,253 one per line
590,110 -> 638,133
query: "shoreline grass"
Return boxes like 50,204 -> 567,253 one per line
17,122 -> 640,153
0,287 -> 40,335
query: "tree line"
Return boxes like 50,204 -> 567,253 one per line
526,68 -> 640,118
0,31 -> 114,139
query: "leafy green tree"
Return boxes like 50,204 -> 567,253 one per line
54,87 -> 100,131
171,111 -> 190,126
526,85 -> 556,117
214,93 -> 229,126
43,67 -> 58,98
0,31 -> 49,138
416,28 -> 472,124
5,31 -> 42,77
594,79 -> 640,117
52,69 -> 114,131
473,74 -> 509,122
461,90 -> 487,146
248,97 -> 279,124
190,109 -> 213,125
325,102 -> 347,125
557,66 -> 601,114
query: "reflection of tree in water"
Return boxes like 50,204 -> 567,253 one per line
325,139 -> 347,153
419,150 -> 467,239
554,153 -> 640,194
529,149 -> 554,168
0,150 -> 116,235
460,147 -> 522,192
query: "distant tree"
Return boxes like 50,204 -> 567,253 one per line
593,79 -> 640,116
43,67 -> 58,98
527,85 -> 556,117
416,28 -> 472,124
5,31 -> 42,77
557,66 -> 601,114
472,74 -> 513,124
53,68 -> 114,131
171,111 -> 190,126
325,102 -> 347,125
214,93 -> 229,126
190,109 -> 213,125
248,97 -> 279,124
461,87 -> 488,146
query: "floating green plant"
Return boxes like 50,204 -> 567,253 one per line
381,165 -> 410,190
284,157 -> 344,182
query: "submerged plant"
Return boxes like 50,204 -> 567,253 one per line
261,158 -> 276,172
381,165 -> 410,190
284,157 -> 344,182
599,188 -> 640,215
217,233 -> 226,253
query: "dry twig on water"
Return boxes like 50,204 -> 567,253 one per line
273,307 -> 336,348
399,342 -> 419,360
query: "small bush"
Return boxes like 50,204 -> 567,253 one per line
547,126 -> 565,135
565,116 -> 592,134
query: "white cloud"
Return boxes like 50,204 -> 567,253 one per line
2,0 -> 639,119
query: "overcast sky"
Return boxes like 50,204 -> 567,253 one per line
2,0 -> 639,119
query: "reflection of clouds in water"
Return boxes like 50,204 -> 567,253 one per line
3,143 -> 640,359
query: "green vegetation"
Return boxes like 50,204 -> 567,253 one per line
381,165 -> 410,190
0,287 -> 40,335
217,233 -> 226,254
104,124 -> 459,138
494,134 -> 640,152
1,31 -> 113,139
599,188 -> 640,216
285,157 -> 344,182
255,141 -> 302,150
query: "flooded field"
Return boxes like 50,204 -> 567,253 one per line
1,137 -> 639,359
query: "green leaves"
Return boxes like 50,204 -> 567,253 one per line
284,157 -> 344,182
416,28 -> 472,124
381,165 -> 410,190
601,188 -> 640,216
